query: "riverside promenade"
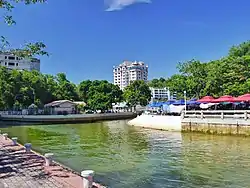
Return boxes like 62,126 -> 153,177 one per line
0,135 -> 105,188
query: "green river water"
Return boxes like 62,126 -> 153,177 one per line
1,120 -> 250,188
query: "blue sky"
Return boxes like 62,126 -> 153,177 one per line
1,0 -> 250,83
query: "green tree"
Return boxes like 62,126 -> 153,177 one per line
165,41 -> 250,99
148,77 -> 167,88
123,80 -> 151,109
55,73 -> 79,101
78,80 -> 92,102
165,74 -> 187,99
229,41 -> 250,57
86,80 -> 123,111
177,60 -> 207,98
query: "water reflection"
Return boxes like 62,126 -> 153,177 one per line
181,133 -> 250,188
1,121 -> 250,187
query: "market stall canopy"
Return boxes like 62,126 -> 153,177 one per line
238,93 -> 250,98
173,99 -> 185,105
212,95 -> 236,103
165,100 -> 176,105
234,94 -> 250,102
187,99 -> 200,105
147,102 -> 163,108
169,104 -> 185,113
197,96 -> 214,103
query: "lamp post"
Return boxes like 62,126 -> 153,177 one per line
32,89 -> 35,104
184,90 -> 187,113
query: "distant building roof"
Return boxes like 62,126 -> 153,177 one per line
28,103 -> 38,109
73,101 -> 86,106
44,100 -> 76,107
113,102 -> 128,108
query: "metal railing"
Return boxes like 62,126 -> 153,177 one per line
183,110 -> 250,120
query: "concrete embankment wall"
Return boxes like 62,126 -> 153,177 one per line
127,114 -> 182,131
0,112 -> 136,124
128,114 -> 250,135
182,118 -> 250,136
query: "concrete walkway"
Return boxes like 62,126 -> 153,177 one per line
0,135 -> 105,188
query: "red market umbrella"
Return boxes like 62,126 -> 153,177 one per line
212,95 -> 236,103
235,94 -> 250,102
197,96 -> 214,103
238,93 -> 250,98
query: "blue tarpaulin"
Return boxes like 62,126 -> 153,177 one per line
173,99 -> 185,105
187,99 -> 200,105
148,102 -> 163,107
165,100 -> 176,105
148,100 -> 177,108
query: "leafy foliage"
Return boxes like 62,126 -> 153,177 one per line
0,67 -> 124,111
123,80 -> 151,107
147,41 -> 250,99
0,0 -> 48,57
78,80 -> 123,111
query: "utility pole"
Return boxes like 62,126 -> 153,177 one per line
184,90 -> 187,113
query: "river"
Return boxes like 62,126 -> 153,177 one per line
1,120 -> 250,188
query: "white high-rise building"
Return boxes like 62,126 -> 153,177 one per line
0,52 -> 40,71
113,61 -> 148,90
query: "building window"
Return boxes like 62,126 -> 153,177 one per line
5,62 -> 7,65
8,56 -> 15,60
8,62 -> 15,66
16,63 -> 19,66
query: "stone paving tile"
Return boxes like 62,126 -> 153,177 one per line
0,135 -> 106,188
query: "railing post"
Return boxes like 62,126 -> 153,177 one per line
181,111 -> 185,119
44,153 -> 54,166
201,111 -> 204,119
221,111 -> 224,119
81,170 -> 94,188
244,111 -> 248,120
24,143 -> 32,153
11,137 -> 18,146
3,133 -> 8,140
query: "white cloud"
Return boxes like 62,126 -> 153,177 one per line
105,0 -> 151,11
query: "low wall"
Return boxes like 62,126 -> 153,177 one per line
0,112 -> 136,124
182,118 -> 250,136
127,114 -> 182,131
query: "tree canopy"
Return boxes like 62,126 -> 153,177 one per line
78,80 -> 123,111
0,67 -> 124,111
147,40 -> 250,99
123,80 -> 151,107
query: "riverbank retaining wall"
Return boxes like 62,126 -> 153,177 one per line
128,114 -> 250,136
182,118 -> 250,136
0,112 -> 136,124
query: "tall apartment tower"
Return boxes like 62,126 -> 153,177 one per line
113,61 -> 148,90
0,52 -> 40,72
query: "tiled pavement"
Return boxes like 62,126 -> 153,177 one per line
0,135 -> 105,188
